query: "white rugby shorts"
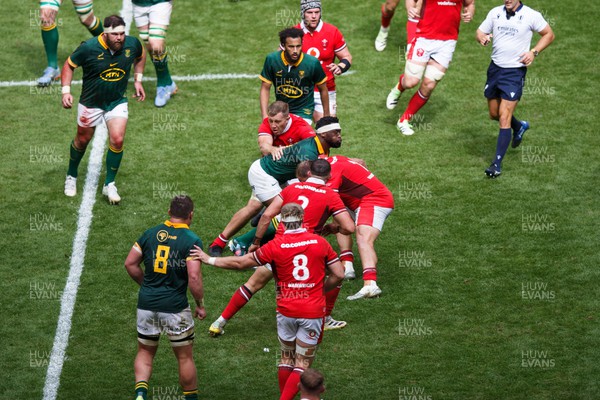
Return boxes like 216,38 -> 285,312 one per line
77,102 -> 128,128
133,1 -> 172,27
247,159 -> 282,203
277,312 -> 324,346
407,37 -> 457,70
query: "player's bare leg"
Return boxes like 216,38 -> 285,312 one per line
209,196 -> 274,255
172,344 -> 199,399
347,225 -> 383,300
209,266 -> 273,336
133,342 -> 158,400
397,60 -> 445,135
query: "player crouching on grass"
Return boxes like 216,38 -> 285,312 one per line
191,203 -> 345,400
61,15 -> 145,204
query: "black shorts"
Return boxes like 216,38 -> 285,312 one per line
484,61 -> 527,101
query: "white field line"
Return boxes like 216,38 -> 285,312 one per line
0,71 -> 354,87
0,73 -> 259,87
42,124 -> 108,400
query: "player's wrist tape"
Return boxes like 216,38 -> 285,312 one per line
61,86 -> 71,94
339,59 -> 351,73
195,298 -> 204,307
207,257 -> 216,265
134,73 -> 143,82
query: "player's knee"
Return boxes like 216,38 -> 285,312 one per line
39,8 -> 57,26
404,62 -> 425,85
110,137 -> 124,149
424,65 -> 445,83
384,0 -> 398,13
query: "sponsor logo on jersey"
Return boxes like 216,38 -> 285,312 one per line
97,53 -> 104,60
100,67 -> 126,82
277,85 -> 303,98
276,70 -> 283,77
157,230 -> 178,242
307,47 -> 320,59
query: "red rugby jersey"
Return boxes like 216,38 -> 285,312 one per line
258,113 -> 315,147
253,228 -> 339,318
296,20 -> 347,92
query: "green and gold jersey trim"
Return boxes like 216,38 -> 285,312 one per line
280,51 -> 304,67
164,220 -> 190,229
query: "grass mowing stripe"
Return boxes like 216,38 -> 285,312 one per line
42,124 -> 107,400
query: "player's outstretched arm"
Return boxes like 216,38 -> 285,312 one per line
190,245 -> 258,270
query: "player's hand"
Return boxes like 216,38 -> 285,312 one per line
461,8 -> 473,23
194,307 -> 207,320
190,245 -> 209,263
248,244 -> 259,253
270,146 -> 284,161
62,93 -> 73,109
407,6 -> 420,20
133,81 -> 145,101
328,62 -> 343,76
519,51 -> 534,66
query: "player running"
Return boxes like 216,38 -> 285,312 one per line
386,0 -> 475,135
374,0 -> 422,52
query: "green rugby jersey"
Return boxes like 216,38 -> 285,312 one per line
259,136 -> 328,184
134,220 -> 203,313
68,35 -> 144,111
260,51 -> 327,119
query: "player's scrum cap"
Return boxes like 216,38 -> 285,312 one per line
301,0 -> 321,14
281,203 -> 304,223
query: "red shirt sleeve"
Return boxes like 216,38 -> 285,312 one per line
258,117 -> 272,137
